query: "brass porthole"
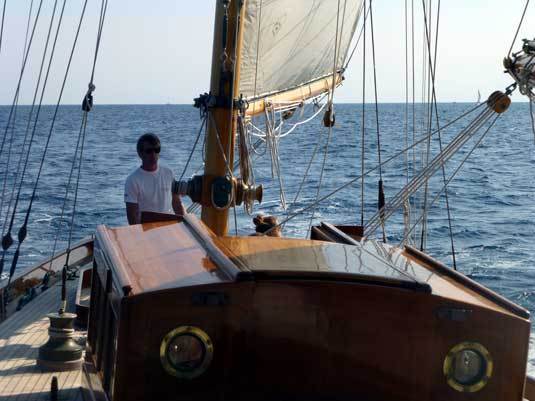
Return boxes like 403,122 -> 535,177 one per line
443,342 -> 493,392
160,326 -> 213,379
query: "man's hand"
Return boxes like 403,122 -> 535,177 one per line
126,202 -> 140,225
172,194 -> 186,216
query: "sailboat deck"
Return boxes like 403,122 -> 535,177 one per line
0,276 -> 84,401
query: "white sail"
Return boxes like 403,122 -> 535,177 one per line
239,0 -> 364,101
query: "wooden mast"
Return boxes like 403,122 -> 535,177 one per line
201,0 -> 246,236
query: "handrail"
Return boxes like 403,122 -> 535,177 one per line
0,236 -> 94,291
405,245 -> 530,319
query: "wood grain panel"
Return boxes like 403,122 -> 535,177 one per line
107,278 -> 529,401
216,235 -> 526,316
95,220 -> 232,295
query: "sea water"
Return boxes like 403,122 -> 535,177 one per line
0,102 -> 533,374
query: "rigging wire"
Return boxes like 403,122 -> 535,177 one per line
4,0 -> 90,284
0,0 -> 53,278
410,0 -> 416,243
225,0 -> 242,164
404,0 -> 409,188
264,105 -> 287,210
215,0 -> 245,197
399,115 -> 500,247
364,106 -> 495,239
307,0 -> 344,235
178,116 -> 207,183
419,0 -> 433,249
420,0 -> 433,250
48,117 -> 86,272
90,0 -> 108,85
207,111 -> 235,178
307,119 -> 333,234
368,0 -> 386,242
1,95 -> 18,223
0,0 -> 44,182
508,0 -> 530,57
420,0 -> 458,269
59,113 -> 89,313
1,0 -> 67,244
64,116 -> 88,262
289,130 -> 324,212
343,0 -> 370,70
265,102 -> 487,235
237,113 -> 256,214
402,0 -> 412,243
22,0 -> 35,61
233,203 -> 238,236
250,0 -> 263,115
278,99 -> 328,219
1,0 -> 66,237
0,0 -> 6,58
59,0 -> 109,312
530,100 -> 535,143
1,0 -> 59,228
360,0 -> 367,227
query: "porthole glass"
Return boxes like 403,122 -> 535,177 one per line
160,326 -> 213,379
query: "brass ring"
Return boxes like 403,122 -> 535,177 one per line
443,342 -> 493,392
160,326 -> 213,379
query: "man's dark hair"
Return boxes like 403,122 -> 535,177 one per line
137,133 -> 160,156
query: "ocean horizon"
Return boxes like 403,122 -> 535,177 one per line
0,102 -> 533,373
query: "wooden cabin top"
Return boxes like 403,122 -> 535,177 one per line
94,216 -> 528,319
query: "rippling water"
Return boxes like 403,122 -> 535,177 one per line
0,102 -> 533,373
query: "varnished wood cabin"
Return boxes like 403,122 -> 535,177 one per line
82,214 -> 530,401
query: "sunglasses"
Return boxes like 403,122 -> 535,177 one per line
143,147 -> 161,154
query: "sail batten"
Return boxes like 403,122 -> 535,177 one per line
239,0 -> 364,102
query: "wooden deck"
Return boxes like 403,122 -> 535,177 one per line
0,276 -> 85,401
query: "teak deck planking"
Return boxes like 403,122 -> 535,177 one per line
0,277 -> 86,401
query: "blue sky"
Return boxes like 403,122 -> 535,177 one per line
0,0 -> 533,104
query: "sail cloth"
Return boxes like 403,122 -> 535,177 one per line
239,0 -> 364,102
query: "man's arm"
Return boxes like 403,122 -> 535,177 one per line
172,193 -> 186,216
126,202 -> 140,225
125,174 -> 140,224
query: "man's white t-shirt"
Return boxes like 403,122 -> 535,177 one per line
124,165 -> 175,218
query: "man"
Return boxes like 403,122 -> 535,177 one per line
124,133 -> 185,225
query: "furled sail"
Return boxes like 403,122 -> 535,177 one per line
239,0 -> 364,113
